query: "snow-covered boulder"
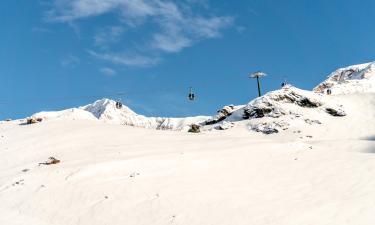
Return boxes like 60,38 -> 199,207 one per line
249,122 -> 279,134
215,121 -> 235,130
248,120 -> 289,134
314,62 -> 375,95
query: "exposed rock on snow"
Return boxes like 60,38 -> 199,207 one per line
325,107 -> 346,117
304,119 -> 322,125
26,117 -> 43,124
39,157 -> 61,166
314,61 -> 375,94
204,105 -> 236,125
243,104 -> 284,119
188,124 -> 201,133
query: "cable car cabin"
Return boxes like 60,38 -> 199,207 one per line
115,101 -> 123,109
188,93 -> 195,101
188,87 -> 195,101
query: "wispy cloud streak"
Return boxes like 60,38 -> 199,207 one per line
47,0 -> 233,67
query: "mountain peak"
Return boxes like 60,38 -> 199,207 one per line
80,98 -> 136,121
314,61 -> 375,94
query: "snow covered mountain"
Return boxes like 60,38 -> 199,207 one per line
15,61 -> 375,134
33,98 -> 209,131
314,61 -> 375,94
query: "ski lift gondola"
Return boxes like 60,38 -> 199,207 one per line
188,87 -> 195,101
115,100 -> 123,109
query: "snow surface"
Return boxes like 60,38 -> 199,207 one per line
1,62 -> 375,225
33,108 -> 98,121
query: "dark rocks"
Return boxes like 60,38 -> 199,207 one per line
26,117 -> 43,125
243,106 -> 273,119
205,105 -> 235,125
304,119 -> 322,125
297,97 -> 321,108
262,127 -> 279,134
325,107 -> 346,117
243,104 -> 285,119
39,157 -> 60,166
188,124 -> 201,133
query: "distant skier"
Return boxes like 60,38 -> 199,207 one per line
326,89 -> 332,95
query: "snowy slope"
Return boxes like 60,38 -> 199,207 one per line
314,61 -> 375,94
1,91 -> 375,225
33,108 -> 98,121
1,61 -> 375,225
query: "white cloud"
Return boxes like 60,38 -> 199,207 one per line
100,67 -> 117,76
88,50 -> 160,67
151,33 -> 191,53
47,0 -> 234,67
47,0 -> 156,22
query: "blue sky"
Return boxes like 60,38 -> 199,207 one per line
1,0 -> 375,119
